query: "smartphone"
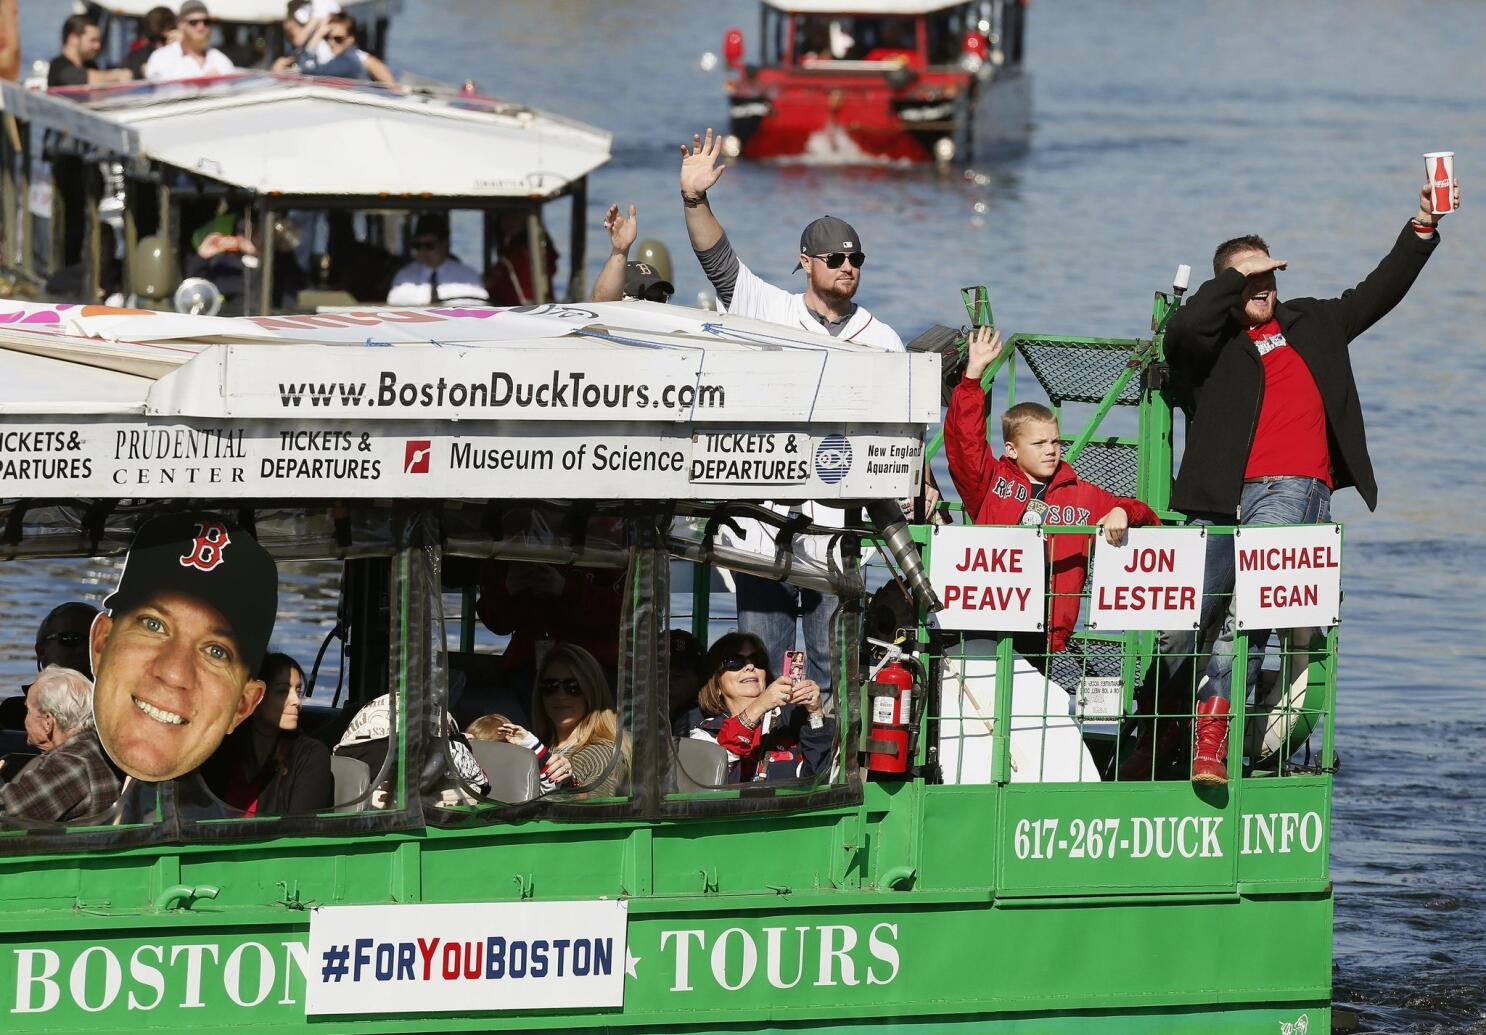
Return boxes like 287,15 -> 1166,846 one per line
782,649 -> 806,685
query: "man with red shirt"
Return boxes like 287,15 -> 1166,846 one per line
1164,178 -> 1457,784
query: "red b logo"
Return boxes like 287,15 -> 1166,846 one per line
179,521 -> 231,572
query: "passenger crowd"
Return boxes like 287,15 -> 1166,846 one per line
0,117 -> 1459,820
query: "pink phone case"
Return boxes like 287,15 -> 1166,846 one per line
782,650 -> 806,683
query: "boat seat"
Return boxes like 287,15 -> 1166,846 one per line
469,740 -> 540,803
329,755 -> 371,812
673,736 -> 729,792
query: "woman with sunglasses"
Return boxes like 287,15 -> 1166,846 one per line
495,643 -> 629,797
676,632 -> 834,784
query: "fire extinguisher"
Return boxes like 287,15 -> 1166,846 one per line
865,640 -> 918,777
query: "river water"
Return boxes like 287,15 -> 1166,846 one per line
9,1 -> 1486,1030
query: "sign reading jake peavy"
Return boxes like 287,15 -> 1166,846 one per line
1232,524 -> 1342,630
304,900 -> 629,1016
928,525 -> 1045,632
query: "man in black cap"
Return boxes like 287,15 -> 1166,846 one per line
36,602 -> 100,679
88,512 -> 278,782
591,203 -> 675,303
386,212 -> 488,305
678,128 -> 903,350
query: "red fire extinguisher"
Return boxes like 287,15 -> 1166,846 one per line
866,645 -> 917,777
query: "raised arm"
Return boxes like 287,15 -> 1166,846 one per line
679,129 -> 728,252
943,326 -> 1004,519
591,203 -> 637,302
1321,183 -> 1454,343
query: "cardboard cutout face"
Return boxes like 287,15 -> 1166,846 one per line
90,513 -> 277,782
90,593 -> 265,782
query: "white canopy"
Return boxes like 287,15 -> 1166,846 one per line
0,300 -> 938,501
96,0 -> 398,26
763,0 -> 965,15
0,75 -> 610,200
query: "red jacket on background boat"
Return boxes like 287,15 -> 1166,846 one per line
945,375 -> 1161,651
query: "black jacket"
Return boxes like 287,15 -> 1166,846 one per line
1166,222 -> 1438,516
204,728 -> 333,817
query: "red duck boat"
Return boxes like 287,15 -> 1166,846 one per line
722,0 -> 1031,164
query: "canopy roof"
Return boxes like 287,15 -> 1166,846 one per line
0,299 -> 938,422
95,0 -> 398,26
763,0 -> 965,15
0,300 -> 937,503
0,75 -> 610,200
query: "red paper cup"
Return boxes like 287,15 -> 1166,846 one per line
1424,151 -> 1456,215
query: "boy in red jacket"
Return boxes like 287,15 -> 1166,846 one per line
945,326 -> 1160,670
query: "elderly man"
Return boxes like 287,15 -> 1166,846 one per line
90,512 -> 278,782
0,666 -> 119,822
386,212 -> 487,305
144,0 -> 234,81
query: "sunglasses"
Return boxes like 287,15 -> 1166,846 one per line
182,17 -> 212,27
719,652 -> 768,673
327,33 -> 351,43
39,631 -> 86,646
412,237 -> 442,250
813,252 -> 865,270
537,677 -> 584,697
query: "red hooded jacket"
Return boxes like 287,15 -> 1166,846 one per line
945,375 -> 1160,651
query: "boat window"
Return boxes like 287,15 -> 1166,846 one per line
436,504 -> 636,814
660,506 -> 861,810
0,503 -> 417,852
791,16 -> 919,64
926,6 -> 968,66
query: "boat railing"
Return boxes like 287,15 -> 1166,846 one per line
915,522 -> 1341,788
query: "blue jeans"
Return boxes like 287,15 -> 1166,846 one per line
1167,477 -> 1332,705
734,573 -> 835,697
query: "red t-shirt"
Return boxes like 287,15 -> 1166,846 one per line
1243,319 -> 1331,484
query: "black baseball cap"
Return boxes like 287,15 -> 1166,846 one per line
792,215 -> 863,273
103,512 -> 278,670
624,262 -> 674,302
668,629 -> 702,672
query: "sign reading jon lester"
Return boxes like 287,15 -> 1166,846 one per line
1087,527 -> 1207,631
305,900 -> 628,1016
929,525 -> 1045,633
1232,524 -> 1342,630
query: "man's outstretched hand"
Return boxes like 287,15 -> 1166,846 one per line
680,129 -> 727,201
1415,180 -> 1461,226
604,203 -> 637,255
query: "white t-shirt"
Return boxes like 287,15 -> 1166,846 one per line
716,261 -> 903,573
725,259 -> 905,352
386,258 -> 488,306
144,42 -> 235,81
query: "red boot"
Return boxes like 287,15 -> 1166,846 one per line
1191,697 -> 1231,786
